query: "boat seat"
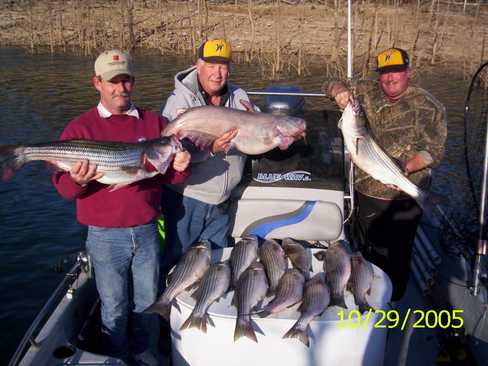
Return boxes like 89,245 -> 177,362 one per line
230,196 -> 343,241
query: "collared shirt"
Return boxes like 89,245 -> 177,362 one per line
97,102 -> 140,119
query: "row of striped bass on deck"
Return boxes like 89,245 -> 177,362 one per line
0,106 -> 307,188
144,236 -> 375,348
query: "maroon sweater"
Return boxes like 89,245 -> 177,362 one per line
52,107 -> 188,228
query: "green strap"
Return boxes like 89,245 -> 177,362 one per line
157,215 -> 166,253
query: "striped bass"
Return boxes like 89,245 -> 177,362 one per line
282,237 -> 312,279
315,240 -> 351,308
145,241 -> 211,321
180,261 -> 231,333
349,251 -> 375,313
259,239 -> 288,294
229,235 -> 259,289
282,272 -> 330,347
340,99 -> 429,207
260,268 -> 304,316
162,105 -> 306,155
234,261 -> 268,343
0,136 -> 182,187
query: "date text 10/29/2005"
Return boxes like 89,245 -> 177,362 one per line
337,309 -> 464,331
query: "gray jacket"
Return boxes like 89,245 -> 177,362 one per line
162,65 -> 253,204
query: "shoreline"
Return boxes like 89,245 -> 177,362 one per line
1,1 -> 487,79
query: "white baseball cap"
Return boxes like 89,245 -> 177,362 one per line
94,49 -> 134,81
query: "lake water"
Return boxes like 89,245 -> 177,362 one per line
0,47 -> 480,363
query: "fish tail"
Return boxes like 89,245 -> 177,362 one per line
0,145 -> 25,181
234,316 -> 257,343
283,324 -> 310,347
143,301 -> 172,322
180,313 -> 207,333
358,302 -> 374,314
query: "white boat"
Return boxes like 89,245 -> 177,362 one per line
8,84 -> 488,366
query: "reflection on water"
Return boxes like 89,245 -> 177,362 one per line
0,47 -> 478,363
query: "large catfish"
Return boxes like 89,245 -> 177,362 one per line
161,106 -> 306,155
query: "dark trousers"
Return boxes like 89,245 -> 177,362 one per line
352,191 -> 423,301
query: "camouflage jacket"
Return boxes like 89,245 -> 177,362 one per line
345,80 -> 447,200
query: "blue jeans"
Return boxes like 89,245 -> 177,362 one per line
161,188 -> 230,271
86,223 -> 160,360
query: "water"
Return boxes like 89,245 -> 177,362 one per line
0,47 -> 477,363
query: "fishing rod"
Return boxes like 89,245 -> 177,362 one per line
464,61 -> 488,296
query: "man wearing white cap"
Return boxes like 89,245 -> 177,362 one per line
52,49 -> 190,364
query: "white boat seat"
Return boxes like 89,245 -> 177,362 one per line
230,191 -> 343,241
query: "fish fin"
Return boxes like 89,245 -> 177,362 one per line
330,296 -> 347,309
207,314 -> 215,328
337,116 -> 344,130
180,313 -> 207,333
144,301 -> 172,322
283,325 -> 310,347
145,149 -> 173,175
358,303 -> 374,314
313,251 -> 327,261
176,130 -> 217,151
297,302 -> 303,312
120,166 -> 140,175
190,286 -> 202,301
0,145 -> 25,181
186,280 -> 201,294
287,299 -> 302,309
173,301 -> 181,314
234,317 -> 257,343
256,306 -> 271,318
108,183 -> 130,192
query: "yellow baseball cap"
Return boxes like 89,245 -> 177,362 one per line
197,39 -> 232,63
377,48 -> 410,74
94,49 -> 134,81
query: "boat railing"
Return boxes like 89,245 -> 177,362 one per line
8,253 -> 88,366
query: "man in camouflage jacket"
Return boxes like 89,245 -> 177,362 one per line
327,47 -> 447,302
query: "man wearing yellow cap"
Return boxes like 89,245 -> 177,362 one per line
326,47 -> 447,303
160,39 -> 257,269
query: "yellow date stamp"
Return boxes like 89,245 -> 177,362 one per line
337,309 -> 464,331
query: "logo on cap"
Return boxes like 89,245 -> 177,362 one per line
94,49 -> 134,81
198,39 -> 232,63
376,47 -> 409,74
